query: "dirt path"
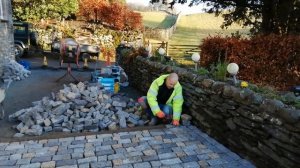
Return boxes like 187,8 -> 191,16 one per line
0,55 -> 143,141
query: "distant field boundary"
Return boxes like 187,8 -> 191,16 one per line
144,12 -> 181,41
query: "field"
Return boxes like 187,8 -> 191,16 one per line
140,12 -> 249,65
139,11 -> 173,28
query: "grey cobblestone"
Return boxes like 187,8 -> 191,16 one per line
123,156 -> 142,164
142,155 -> 159,162
95,149 -> 114,156
95,145 -> 112,151
16,158 -> 31,165
150,160 -> 162,167
22,152 -> 35,159
182,161 -> 200,168
77,156 -> 97,164
115,148 -> 127,154
78,163 -> 89,168
84,150 -> 95,157
52,154 -> 71,161
90,161 -> 112,168
56,159 -> 77,167
6,144 -> 24,150
0,150 -> 14,156
0,155 -> 10,160
98,155 -> 108,161
41,161 -> 55,168
56,165 -> 78,168
31,156 -> 52,163
180,155 -> 199,163
108,153 -> 126,160
20,163 -> 41,168
143,149 -> 156,156
10,153 -> 22,160
74,147 -> 84,153
133,162 -> 151,168
161,158 -> 182,165
56,149 -> 73,155
128,151 -> 143,157
0,160 -> 17,166
158,152 -> 177,160
115,164 -> 133,168
72,153 -> 83,159
0,126 -> 254,168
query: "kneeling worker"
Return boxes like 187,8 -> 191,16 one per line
138,73 -> 184,126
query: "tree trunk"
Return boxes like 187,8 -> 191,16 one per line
261,0 -> 277,34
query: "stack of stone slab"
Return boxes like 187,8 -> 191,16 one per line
9,82 -> 145,137
1,60 -> 31,82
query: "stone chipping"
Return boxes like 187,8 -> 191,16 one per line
9,82 -> 148,137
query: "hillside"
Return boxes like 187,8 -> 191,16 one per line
139,11 -> 179,29
140,11 -> 249,65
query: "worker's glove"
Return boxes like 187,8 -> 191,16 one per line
172,120 -> 180,126
156,111 -> 165,118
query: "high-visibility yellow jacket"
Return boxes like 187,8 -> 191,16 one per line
147,74 -> 184,121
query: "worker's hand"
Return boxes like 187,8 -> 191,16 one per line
172,120 -> 180,126
156,111 -> 165,118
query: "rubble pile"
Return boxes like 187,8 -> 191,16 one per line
9,82 -> 146,137
2,60 -> 31,82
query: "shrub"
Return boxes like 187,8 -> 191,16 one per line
200,34 -> 300,90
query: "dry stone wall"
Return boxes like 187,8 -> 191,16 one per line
120,56 -> 300,168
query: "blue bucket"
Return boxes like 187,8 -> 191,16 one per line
98,77 -> 115,93
18,60 -> 30,70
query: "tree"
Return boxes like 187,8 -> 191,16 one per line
13,0 -> 79,22
79,1 -> 143,31
78,0 -> 108,22
152,0 -> 300,35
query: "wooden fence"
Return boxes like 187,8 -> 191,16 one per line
146,41 -> 200,66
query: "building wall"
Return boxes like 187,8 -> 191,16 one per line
0,0 -> 14,76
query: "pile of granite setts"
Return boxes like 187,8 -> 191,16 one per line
9,82 -> 146,137
2,60 -> 31,82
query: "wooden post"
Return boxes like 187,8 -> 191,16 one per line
166,42 -> 168,56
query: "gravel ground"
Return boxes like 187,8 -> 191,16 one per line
0,55 -> 143,141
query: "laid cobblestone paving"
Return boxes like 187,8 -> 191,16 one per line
0,125 -> 255,168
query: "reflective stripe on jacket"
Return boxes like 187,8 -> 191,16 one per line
146,74 -> 184,120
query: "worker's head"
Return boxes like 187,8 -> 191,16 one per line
166,73 -> 178,89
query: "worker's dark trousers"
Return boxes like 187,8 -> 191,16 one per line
138,96 -> 173,120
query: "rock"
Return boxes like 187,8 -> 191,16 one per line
108,122 -> 118,131
181,114 -> 192,121
112,101 -> 127,107
44,118 -> 51,127
119,116 -> 127,128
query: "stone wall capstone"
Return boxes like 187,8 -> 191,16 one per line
120,56 -> 300,168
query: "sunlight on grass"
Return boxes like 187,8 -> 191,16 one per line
139,11 -> 168,28
171,13 -> 249,46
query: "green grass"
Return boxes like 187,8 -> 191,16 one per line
169,13 -> 249,65
139,11 -> 168,28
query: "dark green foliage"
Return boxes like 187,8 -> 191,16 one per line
172,0 -> 300,35
13,0 -> 78,21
